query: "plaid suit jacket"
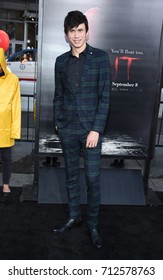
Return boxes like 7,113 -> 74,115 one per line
53,44 -> 111,134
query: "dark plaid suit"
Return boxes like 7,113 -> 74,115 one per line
53,44 -> 111,229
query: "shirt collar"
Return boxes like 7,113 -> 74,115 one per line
70,44 -> 88,58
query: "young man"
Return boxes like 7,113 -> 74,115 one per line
53,10 -> 111,248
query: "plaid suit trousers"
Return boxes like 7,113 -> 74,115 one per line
58,115 -> 102,229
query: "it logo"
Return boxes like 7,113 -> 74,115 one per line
114,56 -> 141,80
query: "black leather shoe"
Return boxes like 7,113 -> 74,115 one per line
3,191 -> 11,197
53,217 -> 82,233
88,228 -> 102,249
0,191 -> 11,202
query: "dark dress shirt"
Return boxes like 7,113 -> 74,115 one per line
67,46 -> 87,89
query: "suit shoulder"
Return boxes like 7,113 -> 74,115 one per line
56,51 -> 70,63
88,45 -> 109,57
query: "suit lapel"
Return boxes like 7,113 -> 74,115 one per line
61,45 -> 93,92
61,52 -> 75,92
80,45 -> 93,85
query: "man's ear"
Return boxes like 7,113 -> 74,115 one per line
86,31 -> 89,42
64,34 -> 69,43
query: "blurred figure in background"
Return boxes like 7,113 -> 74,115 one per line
20,53 -> 28,63
0,47 -> 21,196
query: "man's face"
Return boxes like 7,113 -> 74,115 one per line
66,23 -> 87,50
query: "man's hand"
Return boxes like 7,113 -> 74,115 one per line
86,131 -> 99,148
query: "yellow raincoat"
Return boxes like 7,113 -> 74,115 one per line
0,48 -> 21,147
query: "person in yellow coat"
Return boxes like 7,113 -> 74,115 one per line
0,48 -> 21,196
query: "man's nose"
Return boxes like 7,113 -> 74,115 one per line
74,31 -> 79,37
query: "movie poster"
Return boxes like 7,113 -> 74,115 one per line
36,0 -> 163,156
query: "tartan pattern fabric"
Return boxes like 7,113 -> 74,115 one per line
53,44 -> 111,134
58,116 -> 102,229
53,44 -> 111,229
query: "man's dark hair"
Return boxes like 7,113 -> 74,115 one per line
64,10 -> 89,35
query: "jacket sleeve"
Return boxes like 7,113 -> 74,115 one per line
91,52 -> 111,134
11,78 -> 21,139
53,58 -> 64,127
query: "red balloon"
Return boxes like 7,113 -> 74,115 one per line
0,30 -> 10,52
